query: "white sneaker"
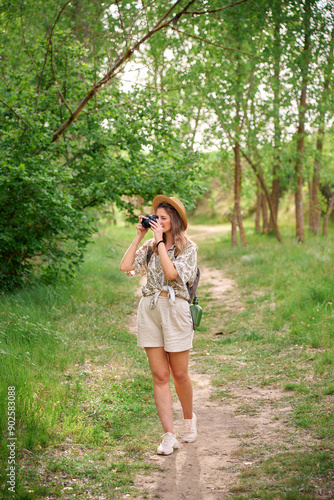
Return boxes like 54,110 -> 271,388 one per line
157,432 -> 179,455
182,412 -> 197,443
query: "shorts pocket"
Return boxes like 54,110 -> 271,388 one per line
172,300 -> 193,328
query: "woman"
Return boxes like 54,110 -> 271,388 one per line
120,195 -> 198,455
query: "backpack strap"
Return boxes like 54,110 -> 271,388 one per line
186,267 -> 200,304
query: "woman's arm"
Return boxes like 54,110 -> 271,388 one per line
158,244 -> 179,280
120,217 -> 148,272
149,220 -> 179,280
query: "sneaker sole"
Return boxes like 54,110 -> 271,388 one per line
182,434 -> 197,443
157,440 -> 179,455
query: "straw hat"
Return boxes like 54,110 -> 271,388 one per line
152,195 -> 188,229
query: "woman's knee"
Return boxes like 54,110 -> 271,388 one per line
152,369 -> 170,386
171,369 -> 190,386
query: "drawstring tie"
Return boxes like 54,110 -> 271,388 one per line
149,272 -> 176,309
150,286 -> 176,309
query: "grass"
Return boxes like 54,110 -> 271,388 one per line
192,228 -> 334,498
1,221 -> 334,499
0,225 -> 161,499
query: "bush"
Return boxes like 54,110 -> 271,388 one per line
0,28 -> 202,290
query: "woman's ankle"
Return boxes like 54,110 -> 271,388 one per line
163,427 -> 175,434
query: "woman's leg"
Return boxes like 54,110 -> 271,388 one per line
145,347 -> 175,434
168,350 -> 193,420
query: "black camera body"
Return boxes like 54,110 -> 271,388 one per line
141,214 -> 158,229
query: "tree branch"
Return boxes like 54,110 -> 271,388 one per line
154,0 -> 184,28
60,149 -> 92,167
170,27 -> 268,62
116,0 -> 127,36
53,27 -> 90,53
0,98 -> 30,127
50,39 -> 73,115
35,0 -> 72,111
81,199 -> 99,210
249,0 -> 273,27
20,10 -> 39,77
141,0 -> 151,31
78,103 -> 130,117
51,0 -> 196,143
184,0 -> 249,15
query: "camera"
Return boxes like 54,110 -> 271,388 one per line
141,214 -> 158,228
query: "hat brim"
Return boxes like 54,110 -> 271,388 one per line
152,195 -> 188,229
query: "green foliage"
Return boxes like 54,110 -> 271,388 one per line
2,0 -> 334,289
0,226 -> 159,498
0,4 -> 203,289
133,0 -> 334,237
0,144 -> 96,288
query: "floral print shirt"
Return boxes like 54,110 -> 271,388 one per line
127,238 -> 197,304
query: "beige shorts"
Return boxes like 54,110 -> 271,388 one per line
137,295 -> 194,352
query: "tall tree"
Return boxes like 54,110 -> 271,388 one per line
268,0 -> 283,232
191,2 -> 265,246
293,0 -> 313,243
309,26 -> 334,234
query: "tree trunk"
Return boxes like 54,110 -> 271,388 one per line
255,180 -> 261,234
310,141 -> 321,234
233,141 -> 246,247
110,202 -> 117,225
269,169 -> 280,233
261,193 -> 268,234
295,158 -> 305,243
190,106 -> 202,151
269,0 -> 282,233
231,214 -> 238,246
322,195 -> 334,236
294,1 -> 312,243
308,179 -> 314,231
240,148 -> 282,242
309,27 -> 334,234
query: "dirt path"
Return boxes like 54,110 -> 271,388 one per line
129,262 -> 294,500
126,226 -> 296,499
133,373 -> 291,500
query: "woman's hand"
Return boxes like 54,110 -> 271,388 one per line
149,219 -> 164,242
136,216 -> 149,238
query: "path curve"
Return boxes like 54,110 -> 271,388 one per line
126,226 -> 291,499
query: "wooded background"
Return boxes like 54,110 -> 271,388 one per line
1,0 -> 334,289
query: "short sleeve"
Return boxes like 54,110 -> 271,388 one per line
126,239 -> 152,277
173,243 -> 197,285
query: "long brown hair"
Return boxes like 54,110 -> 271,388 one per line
152,202 -> 190,256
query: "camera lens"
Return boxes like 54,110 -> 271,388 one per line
141,215 -> 158,228
141,217 -> 150,228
